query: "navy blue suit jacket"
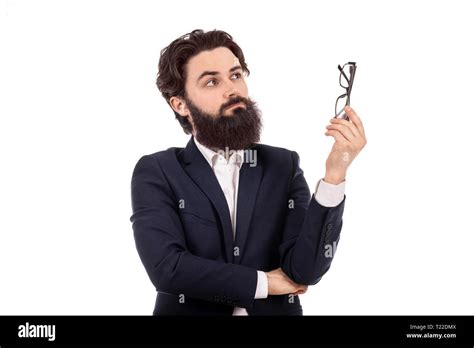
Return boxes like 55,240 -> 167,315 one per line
130,137 -> 345,315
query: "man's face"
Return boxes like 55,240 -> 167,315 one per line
175,46 -> 262,151
184,46 -> 249,117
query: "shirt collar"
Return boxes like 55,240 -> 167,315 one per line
193,137 -> 244,169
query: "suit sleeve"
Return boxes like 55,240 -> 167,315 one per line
279,151 -> 345,286
130,154 -> 258,309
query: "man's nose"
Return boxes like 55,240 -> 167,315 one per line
223,80 -> 239,99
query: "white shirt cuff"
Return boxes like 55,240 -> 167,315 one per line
254,270 -> 268,299
314,178 -> 345,207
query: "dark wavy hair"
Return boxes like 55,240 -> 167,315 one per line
156,29 -> 250,134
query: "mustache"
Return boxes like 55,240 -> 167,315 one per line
220,96 -> 249,113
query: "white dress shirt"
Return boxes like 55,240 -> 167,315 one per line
193,137 -> 345,315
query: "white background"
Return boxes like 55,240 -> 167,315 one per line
1,0 -> 473,315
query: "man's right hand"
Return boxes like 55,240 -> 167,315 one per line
265,267 -> 308,296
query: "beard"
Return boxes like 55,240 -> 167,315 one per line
185,95 -> 262,151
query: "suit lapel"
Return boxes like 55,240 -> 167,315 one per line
182,137 -> 234,263
234,159 -> 262,264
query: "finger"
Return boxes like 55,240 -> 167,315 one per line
344,106 -> 365,137
330,117 -> 360,138
326,123 -> 354,142
325,129 -> 350,145
329,118 -> 366,149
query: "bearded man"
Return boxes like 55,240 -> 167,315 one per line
130,29 -> 366,315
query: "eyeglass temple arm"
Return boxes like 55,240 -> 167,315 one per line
346,65 -> 357,104
338,65 -> 350,83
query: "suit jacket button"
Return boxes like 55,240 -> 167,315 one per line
327,223 -> 333,230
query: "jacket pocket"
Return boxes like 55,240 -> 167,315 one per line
181,211 -> 217,227
180,212 -> 223,260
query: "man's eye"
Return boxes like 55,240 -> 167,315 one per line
206,79 -> 217,87
231,73 -> 242,79
205,73 -> 241,87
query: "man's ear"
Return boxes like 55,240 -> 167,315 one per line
170,96 -> 189,117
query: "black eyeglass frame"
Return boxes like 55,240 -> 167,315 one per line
335,61 -> 357,118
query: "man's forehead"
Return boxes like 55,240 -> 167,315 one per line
186,47 -> 241,76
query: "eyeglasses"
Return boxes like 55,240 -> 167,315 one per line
335,61 -> 357,119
